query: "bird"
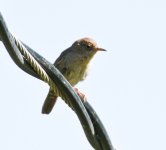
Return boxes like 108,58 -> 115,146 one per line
42,37 -> 106,114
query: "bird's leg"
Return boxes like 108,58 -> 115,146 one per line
74,88 -> 87,103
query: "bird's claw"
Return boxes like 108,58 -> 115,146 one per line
74,88 -> 87,103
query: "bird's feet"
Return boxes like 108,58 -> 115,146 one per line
74,88 -> 87,103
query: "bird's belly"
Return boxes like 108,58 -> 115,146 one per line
66,65 -> 88,86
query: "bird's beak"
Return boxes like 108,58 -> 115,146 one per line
96,47 -> 107,51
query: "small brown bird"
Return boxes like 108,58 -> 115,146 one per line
42,37 -> 106,114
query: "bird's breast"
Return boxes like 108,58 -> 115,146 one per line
64,62 -> 89,86
66,61 -> 89,86
55,52 -> 90,86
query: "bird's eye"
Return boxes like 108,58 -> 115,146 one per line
86,43 -> 92,50
86,45 -> 91,49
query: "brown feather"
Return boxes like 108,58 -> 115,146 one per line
42,89 -> 58,114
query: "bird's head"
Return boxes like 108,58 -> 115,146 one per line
72,37 -> 106,61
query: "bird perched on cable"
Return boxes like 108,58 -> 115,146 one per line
42,37 -> 106,114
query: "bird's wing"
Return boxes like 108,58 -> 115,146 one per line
42,48 -> 72,114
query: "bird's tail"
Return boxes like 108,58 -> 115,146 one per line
42,89 -> 58,114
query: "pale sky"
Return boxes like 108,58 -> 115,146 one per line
0,0 -> 166,150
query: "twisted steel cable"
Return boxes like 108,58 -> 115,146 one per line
0,12 -> 115,150
12,35 -> 64,101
